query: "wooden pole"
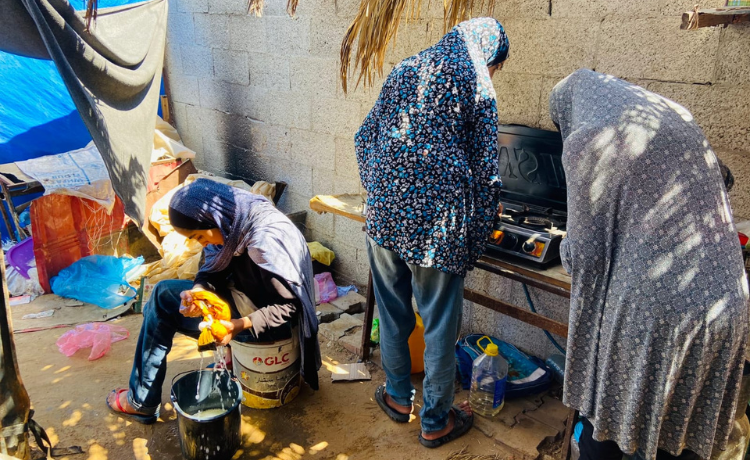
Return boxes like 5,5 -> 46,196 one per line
0,250 -> 31,459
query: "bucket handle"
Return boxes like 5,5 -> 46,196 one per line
169,369 -> 238,402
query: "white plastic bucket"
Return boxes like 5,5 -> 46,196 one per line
231,329 -> 301,409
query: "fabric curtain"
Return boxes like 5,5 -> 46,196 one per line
0,0 -> 168,225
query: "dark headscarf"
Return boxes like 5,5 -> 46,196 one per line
169,179 -> 321,389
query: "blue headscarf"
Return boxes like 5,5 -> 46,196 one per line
456,18 -> 509,102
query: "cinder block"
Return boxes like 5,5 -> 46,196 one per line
264,91 -> 312,130
335,136 -> 359,177
248,53 -> 290,91
213,49 -> 250,85
198,79 -> 248,113
318,313 -> 363,340
293,0 -> 336,18
291,129 -> 335,169
179,104 -> 204,154
716,148 -> 750,221
493,0 -> 550,19
334,215 -> 366,251
717,24 -> 750,85
330,292 -> 366,314
333,172 -> 361,195
551,0 -> 724,18
167,12 -> 196,46
646,82 -> 750,154
310,18 -> 349,57
244,120 -> 267,155
596,17 -> 720,83
307,209 -> 335,241
494,71 -> 545,127
525,396 -> 570,434
176,0 -> 207,13
312,169 -> 335,196
193,14 -> 230,49
169,75 -> 200,105
171,101 -> 188,129
164,41 -> 183,75
311,97 -> 362,137
500,18 -> 597,77
264,17 -> 311,56
493,413 -> 559,459
208,0 -> 245,15
316,303 -> 343,323
290,57 -> 338,98
259,0 -> 287,17
180,44 -> 213,78
269,161 -> 313,196
537,76 -> 564,131
228,16 -> 267,53
335,0 -> 359,18
244,85 -> 271,122
261,124 -> 293,159
339,329 -> 363,356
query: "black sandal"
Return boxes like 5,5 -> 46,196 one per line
374,385 -> 411,423
418,405 -> 474,448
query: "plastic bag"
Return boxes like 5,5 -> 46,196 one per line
56,323 -> 129,360
6,265 -> 44,299
51,255 -> 144,309
314,272 -> 338,304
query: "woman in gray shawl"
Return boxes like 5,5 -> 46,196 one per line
550,69 -> 749,459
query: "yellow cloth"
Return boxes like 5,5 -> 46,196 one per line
307,242 -> 335,266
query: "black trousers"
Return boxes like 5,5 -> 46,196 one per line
579,418 -> 701,460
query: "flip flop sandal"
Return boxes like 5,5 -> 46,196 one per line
106,389 -> 158,425
418,405 -> 474,448
374,385 -> 411,423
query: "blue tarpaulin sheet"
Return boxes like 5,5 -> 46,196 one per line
0,0 -> 162,239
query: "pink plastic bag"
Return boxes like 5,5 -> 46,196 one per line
314,272 -> 338,304
56,323 -> 129,360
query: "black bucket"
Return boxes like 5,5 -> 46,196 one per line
170,370 -> 242,460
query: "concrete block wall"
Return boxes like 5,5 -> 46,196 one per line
165,0 -> 750,358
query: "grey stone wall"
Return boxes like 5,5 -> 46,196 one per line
165,0 -> 750,358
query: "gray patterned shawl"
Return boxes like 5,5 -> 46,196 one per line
550,69 -> 749,459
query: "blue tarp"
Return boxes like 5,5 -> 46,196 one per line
0,0 -> 162,240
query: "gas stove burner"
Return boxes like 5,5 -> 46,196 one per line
520,216 -> 553,228
485,124 -> 566,267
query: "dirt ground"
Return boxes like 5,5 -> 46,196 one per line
12,312 -> 528,460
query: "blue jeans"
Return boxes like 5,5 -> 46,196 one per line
128,279 -> 294,414
127,279 -> 200,414
366,237 -> 465,433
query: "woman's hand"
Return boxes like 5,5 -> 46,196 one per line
179,287 -> 207,317
211,318 -> 252,347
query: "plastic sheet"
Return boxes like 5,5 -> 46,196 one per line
314,272 -> 337,304
50,255 -> 143,309
56,323 -> 129,360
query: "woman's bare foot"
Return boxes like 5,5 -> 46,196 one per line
107,389 -> 148,416
421,401 -> 472,440
384,392 -> 413,415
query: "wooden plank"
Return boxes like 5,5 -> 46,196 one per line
475,261 -> 571,299
309,194 -> 366,223
682,7 -> 750,29
464,288 -> 569,338
477,256 -> 571,291
560,408 -> 577,460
